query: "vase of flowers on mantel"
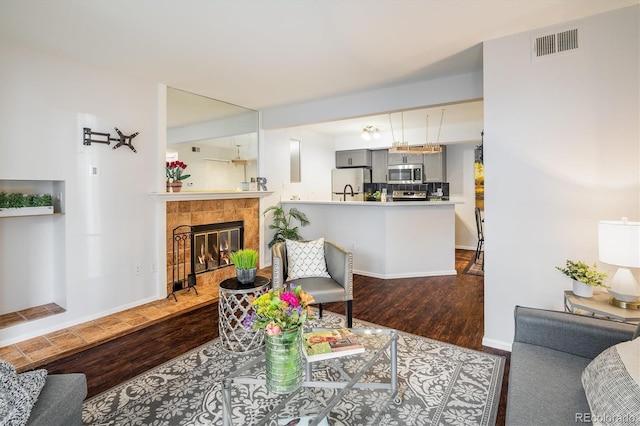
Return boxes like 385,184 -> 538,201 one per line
165,161 -> 191,192
556,259 -> 608,298
243,284 -> 314,394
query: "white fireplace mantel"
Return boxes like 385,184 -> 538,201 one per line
149,191 -> 274,202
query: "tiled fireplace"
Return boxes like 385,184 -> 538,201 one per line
165,198 -> 260,296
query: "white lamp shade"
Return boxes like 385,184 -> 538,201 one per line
598,220 -> 640,268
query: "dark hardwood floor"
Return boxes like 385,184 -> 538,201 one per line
324,249 -> 509,425
40,249 -> 509,425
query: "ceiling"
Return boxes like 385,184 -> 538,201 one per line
0,1 -> 636,138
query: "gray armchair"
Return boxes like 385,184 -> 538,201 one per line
272,240 -> 353,327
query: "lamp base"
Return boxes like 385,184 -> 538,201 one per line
610,297 -> 640,310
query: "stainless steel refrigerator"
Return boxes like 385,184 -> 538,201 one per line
331,168 -> 371,201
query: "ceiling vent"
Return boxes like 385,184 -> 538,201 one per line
533,27 -> 579,59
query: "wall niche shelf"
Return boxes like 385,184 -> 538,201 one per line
0,179 -> 66,319
0,179 -> 65,215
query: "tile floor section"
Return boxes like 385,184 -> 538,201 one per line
0,283 -> 220,373
0,303 -> 67,329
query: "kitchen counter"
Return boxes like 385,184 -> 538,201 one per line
280,200 -> 458,278
288,200 -> 457,206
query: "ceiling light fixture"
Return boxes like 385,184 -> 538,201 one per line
361,125 -> 381,141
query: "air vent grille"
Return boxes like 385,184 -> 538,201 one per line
557,29 -> 578,52
536,34 -> 557,56
534,27 -> 579,58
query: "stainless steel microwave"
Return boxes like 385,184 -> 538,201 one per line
388,164 -> 423,184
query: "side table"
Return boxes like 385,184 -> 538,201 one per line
564,290 -> 640,324
219,276 -> 271,352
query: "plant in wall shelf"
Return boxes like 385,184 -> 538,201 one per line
0,192 -> 54,217
229,248 -> 259,284
165,161 -> 190,192
556,259 -> 608,298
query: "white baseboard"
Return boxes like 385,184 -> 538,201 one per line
353,269 -> 458,279
482,337 -> 512,352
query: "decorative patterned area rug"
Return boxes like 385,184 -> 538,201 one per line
82,312 -> 504,426
465,252 -> 484,276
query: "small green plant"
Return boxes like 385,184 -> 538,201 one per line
263,204 -> 310,248
0,192 -> 53,208
556,260 -> 608,287
229,249 -> 258,270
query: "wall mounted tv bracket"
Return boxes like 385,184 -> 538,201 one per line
83,127 -> 139,153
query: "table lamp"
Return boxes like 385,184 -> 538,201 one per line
598,218 -> 640,308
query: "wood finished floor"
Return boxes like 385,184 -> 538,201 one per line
13,249 -> 510,425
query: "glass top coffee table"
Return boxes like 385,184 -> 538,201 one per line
222,327 -> 399,426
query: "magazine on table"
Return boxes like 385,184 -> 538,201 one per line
277,414 -> 330,425
302,328 -> 365,362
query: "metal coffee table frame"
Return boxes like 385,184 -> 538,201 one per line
222,327 -> 399,426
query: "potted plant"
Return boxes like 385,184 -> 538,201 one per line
0,192 -> 54,217
229,248 -> 259,284
263,204 -> 310,248
165,161 -> 190,192
556,259 -> 608,298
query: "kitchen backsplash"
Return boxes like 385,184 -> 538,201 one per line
364,182 -> 449,201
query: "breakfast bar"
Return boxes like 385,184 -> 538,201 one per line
280,200 -> 458,279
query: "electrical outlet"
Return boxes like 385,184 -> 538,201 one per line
150,262 -> 158,273
133,263 -> 142,275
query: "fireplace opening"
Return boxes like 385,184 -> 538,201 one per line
192,221 -> 244,274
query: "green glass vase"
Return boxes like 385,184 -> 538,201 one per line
265,328 -> 303,394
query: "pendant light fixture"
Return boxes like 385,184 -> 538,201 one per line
388,112 -> 408,151
423,108 -> 445,154
231,144 -> 250,166
388,108 -> 445,154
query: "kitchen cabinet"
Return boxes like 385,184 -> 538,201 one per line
371,149 -> 388,182
335,149 -> 372,168
387,151 -> 423,166
423,147 -> 447,182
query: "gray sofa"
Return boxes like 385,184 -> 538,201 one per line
28,373 -> 87,426
506,306 -> 638,426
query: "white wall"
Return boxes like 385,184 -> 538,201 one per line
262,72 -> 483,130
260,126 -> 336,260
483,6 -> 639,349
0,42 -> 161,346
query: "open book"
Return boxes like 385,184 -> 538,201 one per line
302,328 -> 365,362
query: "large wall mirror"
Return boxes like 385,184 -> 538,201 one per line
166,87 -> 259,191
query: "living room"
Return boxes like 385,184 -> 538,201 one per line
0,2 -> 638,424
